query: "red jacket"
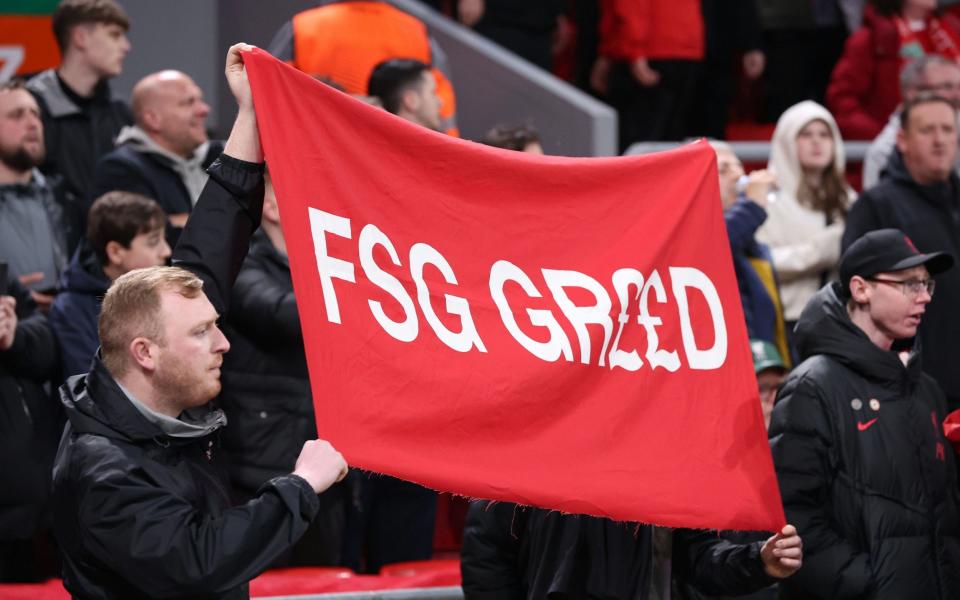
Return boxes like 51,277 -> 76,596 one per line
827,8 -> 960,140
598,0 -> 704,62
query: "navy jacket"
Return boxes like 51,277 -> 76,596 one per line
725,197 -> 779,343
89,141 -> 225,215
48,241 -> 110,379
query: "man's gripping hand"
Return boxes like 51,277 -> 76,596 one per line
761,524 -> 803,579
292,439 -> 348,494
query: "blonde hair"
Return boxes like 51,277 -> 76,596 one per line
99,267 -> 203,376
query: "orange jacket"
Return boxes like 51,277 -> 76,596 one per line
273,2 -> 458,134
598,0 -> 705,62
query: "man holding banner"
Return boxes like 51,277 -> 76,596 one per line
771,230 -> 960,599
240,44 -> 806,597
50,44 -> 348,599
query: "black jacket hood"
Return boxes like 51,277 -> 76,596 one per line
794,282 -> 924,388
884,149 -> 960,210
61,358 -> 226,444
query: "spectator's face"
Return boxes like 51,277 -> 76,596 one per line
861,264 -> 933,341
414,71 -> 442,131
154,290 -> 230,411
78,22 -> 130,79
715,148 -> 743,209
903,0 -> 937,14
114,225 -> 171,274
757,368 -> 785,430
151,75 -> 210,158
0,88 -> 44,172
524,141 -> 544,155
918,62 -> 960,106
795,119 -> 834,173
898,101 -> 958,184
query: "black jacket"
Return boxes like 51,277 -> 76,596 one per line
51,155 -> 323,599
89,140 -> 225,216
769,282 -> 960,599
0,275 -> 62,541
219,230 -> 348,566
26,69 -> 131,202
220,229 -> 314,493
460,502 -> 776,600
842,150 -> 960,410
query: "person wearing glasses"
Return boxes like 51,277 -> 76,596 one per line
843,94 -> 960,414
770,227 -> 960,599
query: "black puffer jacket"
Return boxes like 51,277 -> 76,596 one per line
769,282 -> 960,599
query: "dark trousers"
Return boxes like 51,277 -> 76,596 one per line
476,21 -> 555,71
607,59 -> 700,151
761,26 -> 847,122
342,471 -> 438,573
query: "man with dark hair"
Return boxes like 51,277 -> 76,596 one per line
90,70 -> 223,238
0,273 -> 63,582
771,228 -> 960,599
480,123 -> 543,153
368,59 -> 442,132
0,79 -> 81,311
26,0 -> 132,201
267,0 -> 459,134
48,191 -> 169,378
843,94 -> 960,412
51,44 -> 349,599
863,55 -> 960,189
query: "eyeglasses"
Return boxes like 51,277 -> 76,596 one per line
867,277 -> 936,297
918,82 -> 960,94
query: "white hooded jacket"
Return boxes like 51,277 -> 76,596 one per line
756,100 -> 855,321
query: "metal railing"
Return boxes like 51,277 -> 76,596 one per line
625,141 -> 872,162
262,586 -> 464,600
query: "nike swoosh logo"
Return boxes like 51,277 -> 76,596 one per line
857,418 -> 879,432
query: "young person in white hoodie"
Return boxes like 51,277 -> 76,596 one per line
756,100 -> 855,358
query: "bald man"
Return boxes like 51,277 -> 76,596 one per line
89,69 -> 223,239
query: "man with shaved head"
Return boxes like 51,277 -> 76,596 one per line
89,69 -> 223,241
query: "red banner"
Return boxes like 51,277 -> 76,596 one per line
245,49 -> 785,531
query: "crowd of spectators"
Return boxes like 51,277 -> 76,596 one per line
2,0 -> 960,598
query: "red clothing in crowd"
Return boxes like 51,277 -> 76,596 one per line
598,0 -> 704,61
827,7 -> 960,140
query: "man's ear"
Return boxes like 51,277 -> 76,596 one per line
105,240 -> 126,268
896,126 -> 908,154
849,275 -> 871,304
70,23 -> 92,52
401,87 -> 421,114
128,337 -> 158,372
140,107 -> 163,133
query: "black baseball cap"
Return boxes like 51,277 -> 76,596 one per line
840,228 -> 954,295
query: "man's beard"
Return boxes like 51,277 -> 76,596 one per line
0,145 -> 42,173
154,351 -> 221,412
